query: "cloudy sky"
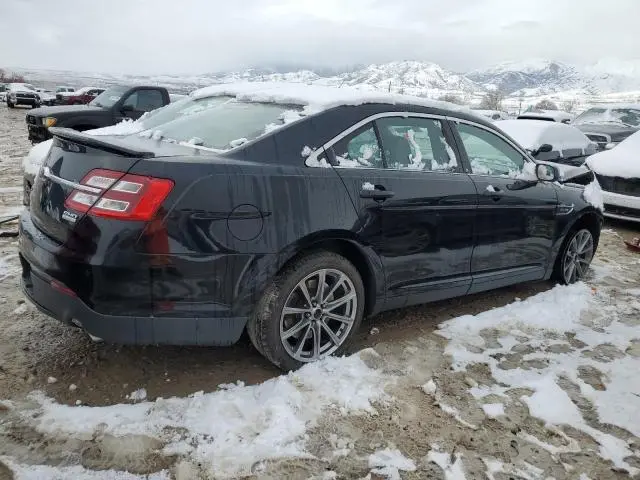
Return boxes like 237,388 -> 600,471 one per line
1,0 -> 639,74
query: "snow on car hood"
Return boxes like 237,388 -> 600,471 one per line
496,119 -> 592,152
587,130 -> 640,178
22,139 -> 53,177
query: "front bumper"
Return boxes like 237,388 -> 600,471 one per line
27,124 -> 52,143
18,212 -> 248,346
602,190 -> 640,223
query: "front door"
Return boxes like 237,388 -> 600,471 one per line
324,115 -> 477,309
451,121 -> 558,294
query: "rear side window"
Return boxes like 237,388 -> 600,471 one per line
376,117 -> 458,172
330,123 -> 383,168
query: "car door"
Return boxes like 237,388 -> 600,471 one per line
319,114 -> 477,309
451,120 -> 558,294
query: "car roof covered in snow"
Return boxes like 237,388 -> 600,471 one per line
496,119 -> 592,151
587,130 -> 640,179
587,103 -> 640,110
190,82 -> 484,121
517,110 -> 573,121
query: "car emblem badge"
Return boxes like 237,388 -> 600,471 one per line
62,210 -> 78,223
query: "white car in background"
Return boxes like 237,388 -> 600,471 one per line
496,119 -> 596,184
587,131 -> 640,223
517,109 -> 574,124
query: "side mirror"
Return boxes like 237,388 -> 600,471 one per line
530,143 -> 553,157
605,142 -> 617,150
121,104 -> 134,114
536,163 -> 559,182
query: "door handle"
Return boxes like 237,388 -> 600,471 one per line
483,185 -> 503,201
359,189 -> 395,201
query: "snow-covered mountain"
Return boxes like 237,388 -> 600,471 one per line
468,59 -> 640,96
318,61 -> 480,96
13,58 -> 640,101
467,59 -> 589,95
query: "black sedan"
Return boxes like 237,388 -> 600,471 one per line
18,84 -> 603,371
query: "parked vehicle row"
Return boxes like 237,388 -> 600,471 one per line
19,82 -> 603,371
26,85 -> 172,143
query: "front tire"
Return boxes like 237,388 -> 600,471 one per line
553,228 -> 595,284
248,251 -> 365,371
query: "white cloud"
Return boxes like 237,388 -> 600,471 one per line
1,0 -> 639,74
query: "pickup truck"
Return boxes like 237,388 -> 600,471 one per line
26,85 -> 171,143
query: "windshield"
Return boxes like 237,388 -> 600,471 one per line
140,99 -> 302,150
89,85 -> 128,108
573,107 -> 640,127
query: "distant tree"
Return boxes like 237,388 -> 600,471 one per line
562,99 -> 579,113
479,91 -> 504,110
535,99 -> 558,110
438,93 -> 464,105
0,69 -> 24,83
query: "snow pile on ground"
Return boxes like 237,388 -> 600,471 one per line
6,351 -> 390,478
368,448 -> 416,479
587,130 -> 640,178
438,282 -> 640,475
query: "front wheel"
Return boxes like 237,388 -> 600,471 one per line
248,251 -> 365,371
553,228 -> 595,284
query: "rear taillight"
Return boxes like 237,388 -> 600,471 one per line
64,168 -> 173,221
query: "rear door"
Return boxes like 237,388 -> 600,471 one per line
314,113 -> 477,309
450,120 -> 558,293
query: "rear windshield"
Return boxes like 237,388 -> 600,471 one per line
573,107 -> 640,127
90,86 -> 128,108
140,99 -> 303,150
138,95 -> 232,131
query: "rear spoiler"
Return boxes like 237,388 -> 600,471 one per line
48,127 -> 155,159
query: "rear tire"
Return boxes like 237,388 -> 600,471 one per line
552,228 -> 595,285
248,251 -> 365,371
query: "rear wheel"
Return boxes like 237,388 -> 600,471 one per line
248,251 -> 365,371
553,228 -> 595,284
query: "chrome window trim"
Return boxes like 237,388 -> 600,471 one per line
42,167 -> 102,194
305,111 -> 461,174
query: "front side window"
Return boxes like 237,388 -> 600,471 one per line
330,123 -> 383,168
376,117 -> 458,172
136,90 -> 164,111
456,123 -> 527,177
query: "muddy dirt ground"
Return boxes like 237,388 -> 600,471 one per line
1,103 -> 639,479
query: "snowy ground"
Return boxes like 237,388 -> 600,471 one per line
1,104 -> 640,479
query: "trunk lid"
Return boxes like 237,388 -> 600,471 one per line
29,128 -> 155,245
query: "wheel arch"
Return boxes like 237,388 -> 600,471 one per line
274,230 -> 385,317
547,208 -> 603,278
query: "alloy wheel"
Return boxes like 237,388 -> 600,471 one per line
563,229 -> 594,284
279,268 -> 357,362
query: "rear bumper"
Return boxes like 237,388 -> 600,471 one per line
603,191 -> 640,223
18,211 -> 248,346
27,125 -> 51,143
